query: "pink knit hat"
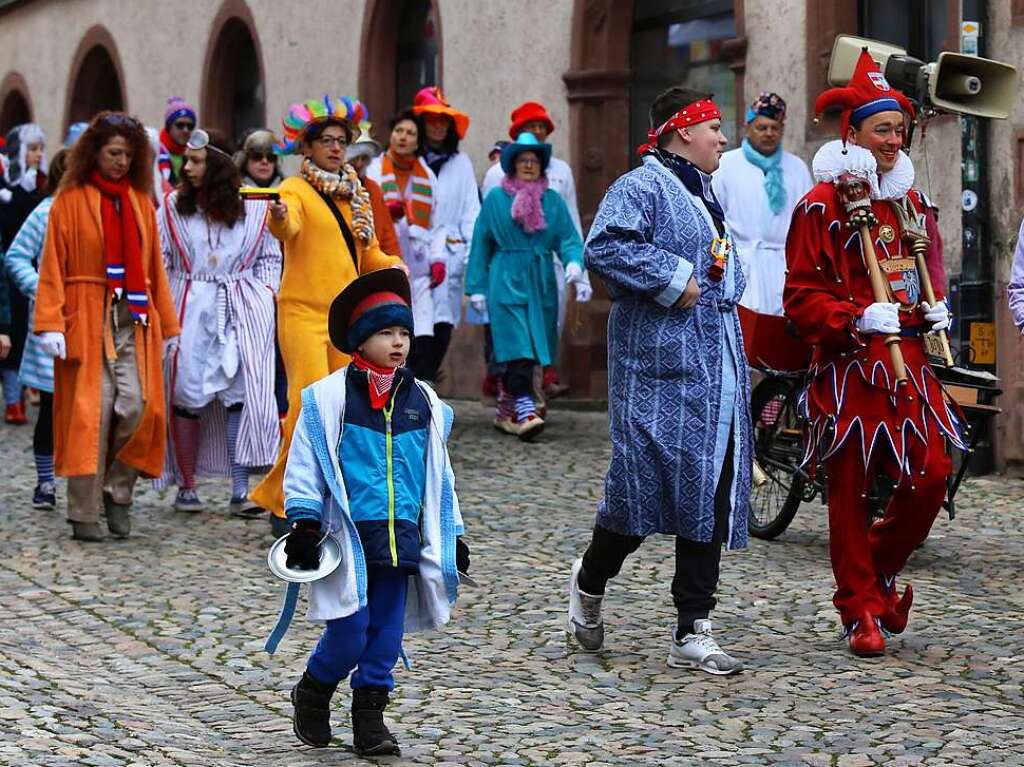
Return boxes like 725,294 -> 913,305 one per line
164,97 -> 197,128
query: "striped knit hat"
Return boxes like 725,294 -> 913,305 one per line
329,269 -> 413,353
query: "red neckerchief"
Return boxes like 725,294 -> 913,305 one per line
89,170 -> 149,324
352,352 -> 398,410
160,128 -> 186,156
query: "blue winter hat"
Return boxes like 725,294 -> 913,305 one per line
500,131 -> 552,175
64,122 -> 89,146
329,269 -> 414,353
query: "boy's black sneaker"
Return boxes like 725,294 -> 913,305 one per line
351,686 -> 401,756
291,670 -> 337,747
33,482 -> 57,510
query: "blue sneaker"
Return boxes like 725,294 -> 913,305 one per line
32,481 -> 56,510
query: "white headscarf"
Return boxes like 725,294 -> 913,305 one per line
2,123 -> 47,195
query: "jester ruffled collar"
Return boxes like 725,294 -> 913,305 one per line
811,140 -> 915,201
299,157 -> 374,244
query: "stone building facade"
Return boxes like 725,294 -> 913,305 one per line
1,0 -> 1023,467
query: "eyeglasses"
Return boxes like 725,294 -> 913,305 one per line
248,151 -> 275,163
186,128 -> 232,159
100,113 -> 141,130
315,135 -> 348,149
173,121 -> 195,131
516,156 -> 540,166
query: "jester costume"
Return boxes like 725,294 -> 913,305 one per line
783,50 -> 964,654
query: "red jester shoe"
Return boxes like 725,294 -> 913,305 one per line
847,611 -> 886,658
879,578 -> 914,635
4,401 -> 27,425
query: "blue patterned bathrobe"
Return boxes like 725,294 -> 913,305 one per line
587,155 -> 752,548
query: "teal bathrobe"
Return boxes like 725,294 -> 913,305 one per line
465,186 -> 583,365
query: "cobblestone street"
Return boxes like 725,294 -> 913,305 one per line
1,401 -> 1022,767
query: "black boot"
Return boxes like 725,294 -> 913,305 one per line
290,670 -> 337,747
351,686 -> 401,757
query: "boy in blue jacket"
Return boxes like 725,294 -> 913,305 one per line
282,268 -> 469,757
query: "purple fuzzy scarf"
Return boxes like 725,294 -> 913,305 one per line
501,175 -> 549,234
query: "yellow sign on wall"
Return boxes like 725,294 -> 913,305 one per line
969,321 -> 996,365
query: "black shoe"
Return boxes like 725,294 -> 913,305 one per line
291,671 -> 336,748
32,482 -> 57,510
351,686 -> 401,757
104,495 -> 131,538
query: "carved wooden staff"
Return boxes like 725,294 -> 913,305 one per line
837,174 -> 908,384
890,198 -> 956,367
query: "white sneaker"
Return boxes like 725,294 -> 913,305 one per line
567,558 -> 604,651
667,619 -> 744,675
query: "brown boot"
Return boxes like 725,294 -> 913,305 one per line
71,521 -> 105,542
104,496 -> 131,539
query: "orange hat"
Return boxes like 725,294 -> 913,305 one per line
508,101 -> 555,140
412,86 -> 469,140
815,48 -> 915,145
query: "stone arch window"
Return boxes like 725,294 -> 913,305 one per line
359,0 -> 443,130
201,0 -> 265,144
0,72 -> 32,134
64,27 -> 126,128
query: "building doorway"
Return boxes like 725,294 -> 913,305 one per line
630,1 -> 739,157
360,0 -> 442,131
202,12 -> 265,144
67,44 -> 124,126
0,81 -> 31,134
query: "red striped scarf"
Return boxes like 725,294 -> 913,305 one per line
379,151 -> 433,229
90,170 -> 149,325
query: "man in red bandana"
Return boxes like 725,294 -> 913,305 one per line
784,49 -> 963,656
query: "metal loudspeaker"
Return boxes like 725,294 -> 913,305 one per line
827,34 -> 1018,120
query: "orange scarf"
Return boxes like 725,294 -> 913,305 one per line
380,150 -> 433,229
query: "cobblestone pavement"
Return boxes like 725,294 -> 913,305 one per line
0,401 -> 1022,767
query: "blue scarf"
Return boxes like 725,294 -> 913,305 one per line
650,149 -> 725,226
741,138 -> 785,216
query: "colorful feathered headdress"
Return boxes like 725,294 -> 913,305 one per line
815,48 -> 915,145
277,96 -> 367,154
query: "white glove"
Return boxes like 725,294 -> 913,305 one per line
469,294 -> 487,314
921,300 -> 951,332
574,282 -> 593,303
564,262 -> 584,285
856,302 -> 900,335
37,331 -> 66,359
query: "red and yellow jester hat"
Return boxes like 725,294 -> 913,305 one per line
815,48 -> 915,144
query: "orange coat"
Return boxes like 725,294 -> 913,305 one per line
34,183 -> 181,478
365,176 -> 401,260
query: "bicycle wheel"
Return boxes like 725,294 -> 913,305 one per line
748,376 -> 807,540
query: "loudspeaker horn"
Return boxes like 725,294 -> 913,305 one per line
926,51 -> 1018,119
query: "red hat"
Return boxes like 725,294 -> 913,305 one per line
412,86 -> 470,140
508,101 -> 555,140
815,48 -> 915,145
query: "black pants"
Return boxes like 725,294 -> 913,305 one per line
579,434 -> 735,634
33,391 -> 53,455
408,322 -> 453,382
502,358 -> 535,397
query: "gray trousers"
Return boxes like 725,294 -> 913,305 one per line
66,301 -> 143,523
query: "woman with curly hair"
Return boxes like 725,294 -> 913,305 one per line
248,97 -> 403,535
33,112 -> 181,541
158,128 -> 281,516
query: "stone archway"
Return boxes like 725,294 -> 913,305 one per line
64,26 -> 126,128
0,72 -> 32,134
201,0 -> 266,143
359,0 -> 443,132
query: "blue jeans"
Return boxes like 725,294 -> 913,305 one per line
306,568 -> 408,691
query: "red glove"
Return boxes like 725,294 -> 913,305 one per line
387,201 -> 405,221
429,261 -> 447,289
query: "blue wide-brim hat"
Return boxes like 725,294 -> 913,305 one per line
500,131 -> 552,175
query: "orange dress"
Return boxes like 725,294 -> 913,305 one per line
34,183 -> 180,478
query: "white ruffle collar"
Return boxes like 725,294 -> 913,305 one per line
811,140 -> 915,201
